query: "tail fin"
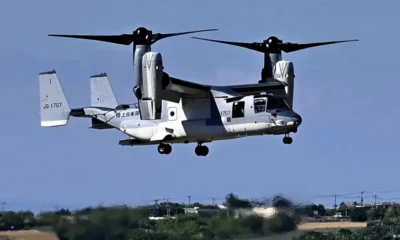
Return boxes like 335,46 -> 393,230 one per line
39,70 -> 71,127
90,73 -> 118,108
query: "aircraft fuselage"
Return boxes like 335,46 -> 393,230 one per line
80,93 -> 302,153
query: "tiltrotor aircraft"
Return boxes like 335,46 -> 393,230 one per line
39,27 -> 358,156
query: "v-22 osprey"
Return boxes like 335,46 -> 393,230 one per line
39,27 -> 358,156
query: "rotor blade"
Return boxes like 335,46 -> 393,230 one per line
192,37 -> 265,52
279,39 -> 359,53
48,34 -> 134,45
193,37 -> 359,54
153,29 -> 218,43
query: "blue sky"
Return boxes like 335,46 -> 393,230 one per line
1,0 -> 400,212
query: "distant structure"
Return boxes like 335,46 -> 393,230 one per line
183,205 -> 227,215
354,201 -> 400,208
235,207 -> 292,219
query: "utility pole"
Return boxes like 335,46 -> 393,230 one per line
334,194 -> 337,211
166,198 -> 171,218
212,198 -> 215,205
0,202 -> 6,212
151,199 -> 159,217
374,193 -> 377,208
361,190 -> 364,207
188,195 -> 191,206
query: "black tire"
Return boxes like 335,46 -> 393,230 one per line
201,146 -> 209,156
158,144 -> 166,154
195,146 -> 202,156
164,144 -> 172,154
283,137 -> 293,144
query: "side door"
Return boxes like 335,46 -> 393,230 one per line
230,101 -> 245,132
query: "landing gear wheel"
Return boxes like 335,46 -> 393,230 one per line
195,145 -> 209,156
158,143 -> 172,154
158,144 -> 166,154
164,144 -> 172,154
283,136 -> 293,144
201,146 -> 209,156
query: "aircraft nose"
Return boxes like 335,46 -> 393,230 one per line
293,113 -> 302,126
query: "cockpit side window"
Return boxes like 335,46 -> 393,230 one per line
267,97 -> 289,111
254,98 -> 266,113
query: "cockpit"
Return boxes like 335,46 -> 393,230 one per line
266,96 -> 290,111
253,95 -> 290,114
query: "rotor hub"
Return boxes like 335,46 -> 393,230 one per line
134,27 -> 152,44
263,36 -> 283,53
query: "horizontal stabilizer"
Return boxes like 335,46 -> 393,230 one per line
39,70 -> 71,127
90,73 -> 119,108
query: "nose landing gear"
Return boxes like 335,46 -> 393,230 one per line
283,134 -> 293,144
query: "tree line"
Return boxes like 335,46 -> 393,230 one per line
295,204 -> 400,240
1,194 -> 400,239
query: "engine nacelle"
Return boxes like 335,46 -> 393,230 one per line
139,52 -> 164,119
161,72 -> 172,91
274,60 -> 294,108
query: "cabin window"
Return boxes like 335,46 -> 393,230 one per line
135,111 -> 139,116
232,101 -> 245,118
116,112 -> 120,118
254,98 -> 266,113
267,97 -> 289,111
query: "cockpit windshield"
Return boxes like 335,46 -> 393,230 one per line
267,97 -> 290,111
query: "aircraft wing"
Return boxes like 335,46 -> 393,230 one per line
166,74 -> 286,98
169,76 -> 210,95
226,79 -> 286,95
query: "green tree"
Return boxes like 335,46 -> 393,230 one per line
239,215 -> 264,236
316,204 -> 326,216
338,202 -> 348,211
0,211 -> 25,230
385,205 -> 400,219
367,206 -> 386,220
225,193 -> 251,209
263,212 -> 296,235
271,195 -> 293,209
349,207 -> 368,222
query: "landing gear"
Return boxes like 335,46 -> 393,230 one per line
158,143 -> 172,154
283,135 -> 293,144
195,144 -> 209,156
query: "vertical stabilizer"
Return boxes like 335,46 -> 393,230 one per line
39,70 -> 71,127
90,73 -> 119,108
